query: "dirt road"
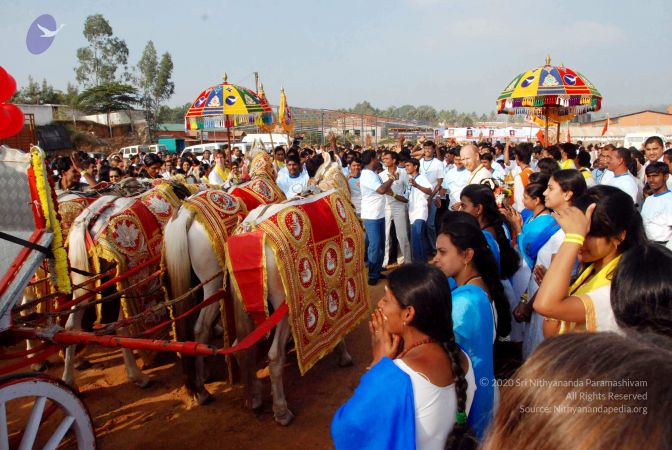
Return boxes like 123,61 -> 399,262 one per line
38,282 -> 385,450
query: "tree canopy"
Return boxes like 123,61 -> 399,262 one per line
74,14 -> 130,87
136,40 -> 175,140
76,82 -> 139,114
346,101 -> 501,127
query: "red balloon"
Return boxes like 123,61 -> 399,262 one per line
0,67 -> 17,103
0,104 -> 25,139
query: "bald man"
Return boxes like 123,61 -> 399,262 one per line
461,144 -> 493,185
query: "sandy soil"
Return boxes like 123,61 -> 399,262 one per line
28,282 -> 385,450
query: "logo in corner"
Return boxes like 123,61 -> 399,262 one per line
27,14 -> 65,55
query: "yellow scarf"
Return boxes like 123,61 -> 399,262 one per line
215,165 -> 230,183
558,255 -> 621,334
560,159 -> 576,170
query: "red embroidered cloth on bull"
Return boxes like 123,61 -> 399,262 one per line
227,190 -> 369,375
90,184 -> 182,364
229,175 -> 286,212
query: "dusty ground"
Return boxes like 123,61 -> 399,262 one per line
30,282 -> 385,450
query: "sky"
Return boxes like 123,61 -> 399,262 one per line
1,0 -> 671,114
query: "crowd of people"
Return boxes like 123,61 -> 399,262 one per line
48,134 -> 672,449
331,136 -> 672,449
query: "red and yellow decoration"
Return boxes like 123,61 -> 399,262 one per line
229,174 -> 285,212
87,185 -> 183,363
248,149 -> 277,180
180,190 -> 249,281
30,146 -> 71,294
227,190 -> 368,375
257,83 -> 276,134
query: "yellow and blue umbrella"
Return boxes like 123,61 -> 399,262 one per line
185,73 -> 274,131
497,56 -> 602,122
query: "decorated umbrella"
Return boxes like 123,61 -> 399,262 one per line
497,56 -> 601,145
278,87 -> 294,135
185,73 -> 274,147
257,83 -> 276,134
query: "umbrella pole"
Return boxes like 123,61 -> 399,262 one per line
226,115 -> 232,154
544,106 -> 549,148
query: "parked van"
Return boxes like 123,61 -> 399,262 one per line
623,133 -> 665,150
242,133 -> 289,151
180,142 -> 229,160
148,144 -> 168,154
120,145 -> 150,159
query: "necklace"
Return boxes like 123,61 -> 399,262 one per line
463,275 -> 482,286
396,337 -> 436,359
421,158 -> 433,173
531,207 -> 549,220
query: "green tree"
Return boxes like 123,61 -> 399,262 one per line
415,105 -> 438,125
349,101 -> 378,116
77,82 -> 139,136
11,76 -> 41,104
63,83 -> 80,106
39,79 -> 65,104
136,41 -> 175,141
157,103 -> 190,123
11,77 -> 66,104
74,14 -> 130,87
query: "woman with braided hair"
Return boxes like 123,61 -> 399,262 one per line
332,264 -> 475,450
459,184 -> 520,279
432,211 -> 511,439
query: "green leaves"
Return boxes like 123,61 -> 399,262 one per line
10,76 -> 71,105
136,41 -> 175,140
75,14 -> 130,87
76,82 -> 139,114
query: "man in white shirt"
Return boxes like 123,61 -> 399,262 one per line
461,144 -> 494,186
347,157 -> 363,216
603,146 -> 642,206
276,155 -> 308,199
644,136 -> 665,167
440,151 -> 470,210
405,158 -> 434,263
208,149 -> 231,185
359,150 -> 395,285
380,151 -> 411,267
641,162 -> 672,244
418,141 -> 443,255
665,150 -> 672,191
512,144 -> 535,212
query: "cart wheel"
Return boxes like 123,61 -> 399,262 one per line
0,372 -> 96,450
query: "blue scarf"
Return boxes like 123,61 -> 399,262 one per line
518,213 -> 560,268
332,357 -> 416,449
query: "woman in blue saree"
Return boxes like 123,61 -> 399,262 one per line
432,212 -> 511,439
332,264 -> 476,450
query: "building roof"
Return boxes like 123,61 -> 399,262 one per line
591,109 -> 672,124
157,123 -> 185,132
